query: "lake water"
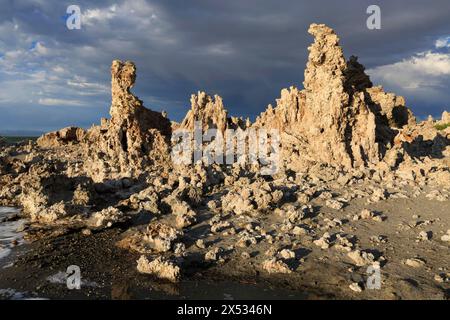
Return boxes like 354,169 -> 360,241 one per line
0,207 -> 25,263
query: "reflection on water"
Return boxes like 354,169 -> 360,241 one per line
0,288 -> 47,300
0,207 -> 25,263
177,280 -> 307,300
111,279 -> 307,300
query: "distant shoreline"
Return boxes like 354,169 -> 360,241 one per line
2,136 -> 38,144
0,130 -> 43,137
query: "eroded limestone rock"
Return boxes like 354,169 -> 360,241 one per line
347,250 -> 376,266
117,222 -> 182,254
365,86 -> 415,128
37,127 -> 85,148
253,24 -> 420,171
301,24 -> 382,168
179,92 -> 229,133
137,255 -> 180,282
87,207 -> 123,229
441,111 -> 450,124
262,258 -> 292,274
83,60 -> 172,182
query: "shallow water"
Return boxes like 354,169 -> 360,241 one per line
0,288 -> 47,300
157,280 -> 308,300
0,207 -> 25,263
42,276 -> 308,300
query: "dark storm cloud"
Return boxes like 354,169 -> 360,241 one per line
1,0 -> 449,132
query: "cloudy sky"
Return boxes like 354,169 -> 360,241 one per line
1,0 -> 450,133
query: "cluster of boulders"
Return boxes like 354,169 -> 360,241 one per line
0,23 -> 449,290
37,127 -> 85,148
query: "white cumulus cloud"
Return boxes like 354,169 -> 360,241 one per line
38,98 -> 84,106
367,51 -> 450,90
435,36 -> 450,48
